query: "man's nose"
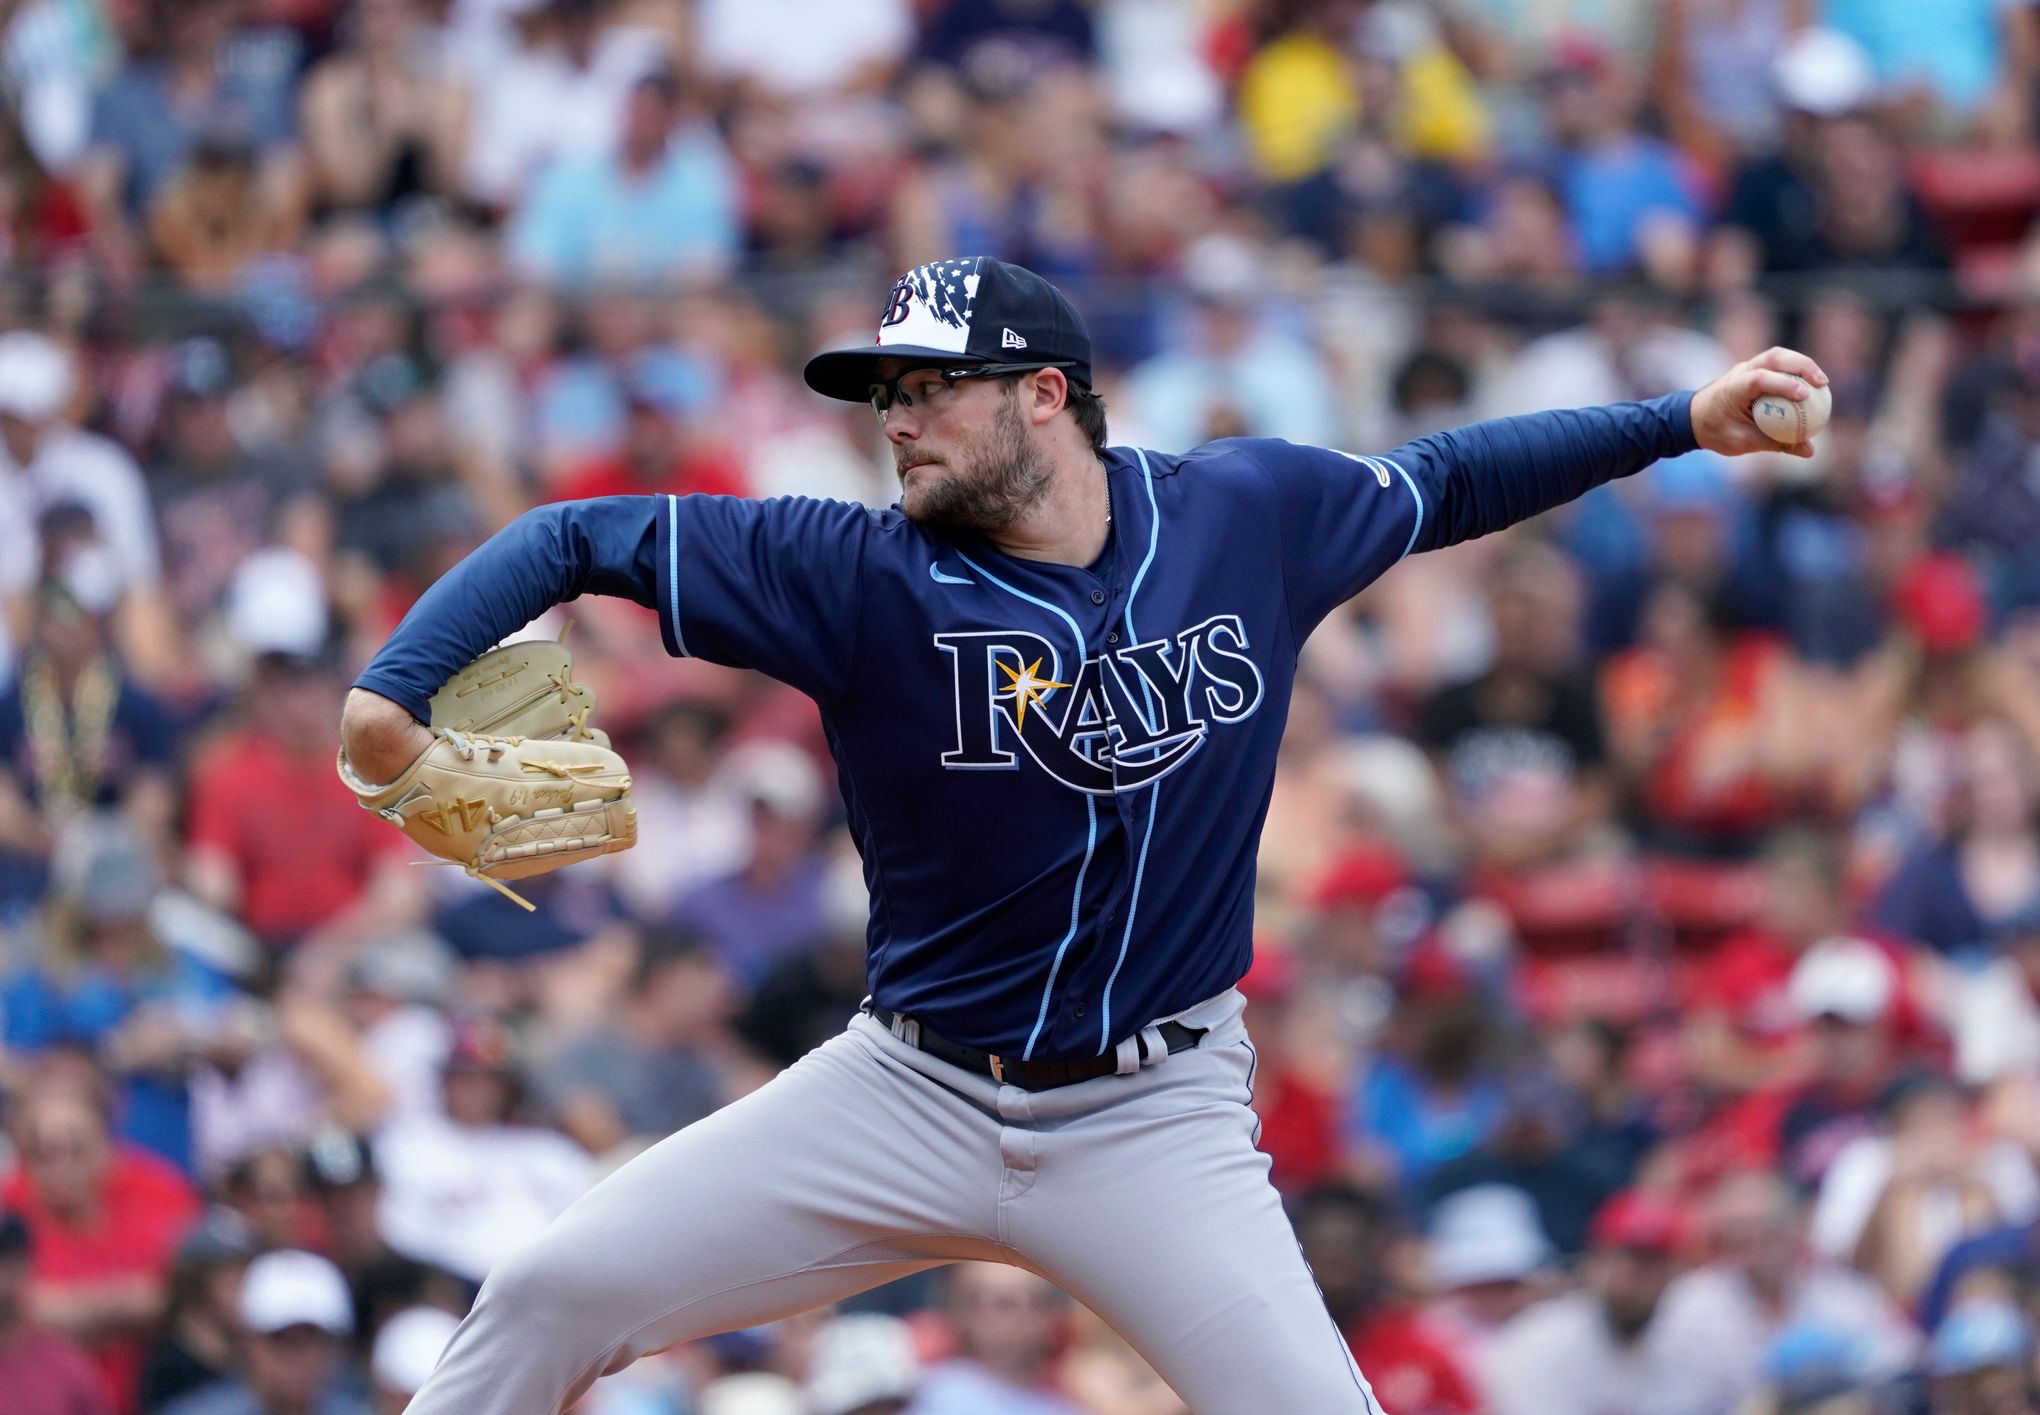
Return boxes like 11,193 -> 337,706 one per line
884,409 -> 920,445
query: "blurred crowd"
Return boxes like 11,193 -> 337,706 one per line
11,1 -> 2040,1413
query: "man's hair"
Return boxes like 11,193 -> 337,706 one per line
1065,382 -> 1108,452
1003,370 -> 1108,451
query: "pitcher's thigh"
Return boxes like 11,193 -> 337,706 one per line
1012,1058 -> 1385,1414
410,1032 -> 1002,1415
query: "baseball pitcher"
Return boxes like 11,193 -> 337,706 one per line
338,257 -> 1826,1413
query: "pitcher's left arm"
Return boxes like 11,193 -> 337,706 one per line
1245,348 -> 1827,633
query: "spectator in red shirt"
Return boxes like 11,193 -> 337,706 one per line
1291,1184 -> 1482,1415
0,1208 -> 113,1415
1602,581 -> 1803,858
544,371 -> 747,506
1235,947 -> 1345,1196
0,106 -> 91,271
1686,827 -> 1923,1097
1701,937 -> 1908,1192
1,1073 -> 200,1413
185,652 -> 417,953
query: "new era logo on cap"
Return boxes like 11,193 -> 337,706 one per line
1001,328 -> 1027,349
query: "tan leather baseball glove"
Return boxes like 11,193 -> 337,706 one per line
338,635 -> 635,910
427,635 -> 611,746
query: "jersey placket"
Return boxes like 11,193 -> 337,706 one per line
1049,563 -> 1126,1047
1057,452 -> 1160,1056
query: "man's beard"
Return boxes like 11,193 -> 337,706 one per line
897,390 -> 1052,532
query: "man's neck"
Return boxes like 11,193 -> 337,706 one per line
984,451 -> 1111,566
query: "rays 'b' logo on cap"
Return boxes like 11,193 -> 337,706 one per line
875,258 -> 981,354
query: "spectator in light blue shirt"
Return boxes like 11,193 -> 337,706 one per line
1541,40 -> 1700,277
509,66 -> 739,287
908,1264 -> 1086,1415
1122,235 -> 1337,453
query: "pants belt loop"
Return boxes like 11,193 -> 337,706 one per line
1137,1024 -> 1168,1069
1113,1034 -> 1142,1076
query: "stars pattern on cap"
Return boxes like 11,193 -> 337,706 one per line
902,258 -> 980,333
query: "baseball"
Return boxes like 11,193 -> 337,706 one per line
1752,380 -> 1832,446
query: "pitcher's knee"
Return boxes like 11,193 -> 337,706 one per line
475,1232 -> 615,1335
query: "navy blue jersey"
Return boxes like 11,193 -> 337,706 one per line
356,394 -> 1697,1057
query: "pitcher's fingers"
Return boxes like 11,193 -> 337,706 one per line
1748,346 -> 1829,387
1746,367 -> 1818,402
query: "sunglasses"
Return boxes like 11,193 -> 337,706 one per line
867,362 -> 1069,422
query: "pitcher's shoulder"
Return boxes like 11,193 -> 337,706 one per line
1110,440 -> 1276,487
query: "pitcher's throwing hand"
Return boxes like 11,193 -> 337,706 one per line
1692,347 -> 1832,458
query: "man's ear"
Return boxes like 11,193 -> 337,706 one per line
1025,367 -> 1069,428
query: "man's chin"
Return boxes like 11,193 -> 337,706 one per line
899,473 -> 954,523
902,488 -> 1000,533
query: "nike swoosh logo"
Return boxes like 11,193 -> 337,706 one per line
929,563 -> 975,586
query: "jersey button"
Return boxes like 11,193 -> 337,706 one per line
1090,589 -> 1106,604
1106,631 -> 1119,644
1074,1004 -> 1087,1018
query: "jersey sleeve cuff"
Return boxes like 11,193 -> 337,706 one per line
1663,389 -> 1701,457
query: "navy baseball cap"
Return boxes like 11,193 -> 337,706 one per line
803,256 -> 1092,403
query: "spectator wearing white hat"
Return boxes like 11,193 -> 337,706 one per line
161,1249 -> 371,1415
182,569 -> 422,951
1419,1184 -> 1555,1383
369,1305 -> 460,1414
698,1371 -> 803,1415
1653,0 -> 1817,160
0,330 -> 173,685
806,1313 -> 920,1415
1713,26 -> 1948,288
1754,936 -> 1910,1194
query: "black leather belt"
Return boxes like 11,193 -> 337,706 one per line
867,1006 -> 1207,1091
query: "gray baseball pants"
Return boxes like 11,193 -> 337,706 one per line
405,989 -> 1383,1414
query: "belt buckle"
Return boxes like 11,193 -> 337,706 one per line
989,1054 -> 1007,1084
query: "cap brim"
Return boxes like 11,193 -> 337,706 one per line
802,344 -> 989,403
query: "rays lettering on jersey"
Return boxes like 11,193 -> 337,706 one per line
936,614 -> 1265,794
